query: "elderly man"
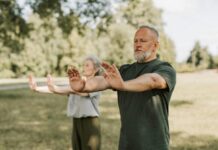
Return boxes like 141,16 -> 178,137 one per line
68,25 -> 176,150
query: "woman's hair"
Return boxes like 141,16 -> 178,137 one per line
84,55 -> 102,76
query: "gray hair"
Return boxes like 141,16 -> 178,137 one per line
139,25 -> 159,38
84,55 -> 102,76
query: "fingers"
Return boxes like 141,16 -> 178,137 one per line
28,74 -> 32,80
47,74 -> 53,84
28,74 -> 33,83
103,72 -> 109,79
69,76 -> 81,82
101,62 -> 113,72
103,63 -> 119,76
67,65 -> 81,78
47,74 -> 56,92
112,64 -> 119,73
28,75 -> 32,83
102,62 -> 118,74
67,65 -> 77,74
28,74 -> 36,90
102,64 -> 122,88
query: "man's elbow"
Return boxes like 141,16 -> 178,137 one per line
150,74 -> 167,89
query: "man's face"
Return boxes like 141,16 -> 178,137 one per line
134,28 -> 158,62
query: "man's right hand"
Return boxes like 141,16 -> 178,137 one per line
67,66 -> 85,92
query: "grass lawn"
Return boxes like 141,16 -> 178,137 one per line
0,70 -> 218,150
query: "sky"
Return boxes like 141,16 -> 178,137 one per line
153,0 -> 218,62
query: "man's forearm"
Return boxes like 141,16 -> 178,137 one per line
122,73 -> 167,92
83,76 -> 111,92
53,85 -> 89,96
52,85 -> 75,95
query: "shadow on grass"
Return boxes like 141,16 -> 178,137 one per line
170,100 -> 193,107
0,123 -> 71,150
0,89 -> 64,101
0,89 -> 34,100
171,131 -> 218,150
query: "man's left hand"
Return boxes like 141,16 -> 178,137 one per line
101,62 -> 125,91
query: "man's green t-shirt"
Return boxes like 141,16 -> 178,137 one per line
117,58 -> 176,150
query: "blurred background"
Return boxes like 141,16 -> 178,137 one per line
0,0 -> 218,150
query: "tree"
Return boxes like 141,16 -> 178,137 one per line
158,32 -> 176,64
187,41 -> 214,69
0,43 -> 15,78
0,0 -> 31,51
0,0 -> 114,50
97,23 -> 135,67
122,0 -> 163,29
121,0 -> 176,63
0,0 -> 177,78
213,55 -> 218,69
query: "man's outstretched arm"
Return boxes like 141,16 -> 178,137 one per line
68,62 -> 168,93
68,66 -> 111,92
101,62 -> 168,92
121,73 -> 167,92
83,76 -> 111,92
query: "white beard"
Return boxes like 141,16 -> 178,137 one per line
134,50 -> 152,63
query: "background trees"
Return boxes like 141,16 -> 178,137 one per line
187,41 -> 215,70
2,0 -> 216,78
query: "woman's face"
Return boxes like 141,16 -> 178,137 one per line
82,60 -> 97,77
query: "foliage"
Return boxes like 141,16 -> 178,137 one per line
0,0 -> 114,50
212,55 -> 218,68
0,43 -> 15,78
0,0 -> 31,52
187,41 -> 215,70
96,23 -> 135,67
121,0 -> 176,64
0,0 -> 177,78
176,63 -> 196,73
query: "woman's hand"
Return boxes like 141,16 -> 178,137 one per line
47,74 -> 56,92
28,75 -> 38,91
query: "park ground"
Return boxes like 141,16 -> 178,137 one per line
0,69 -> 218,150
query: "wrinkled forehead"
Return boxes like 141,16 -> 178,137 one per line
134,28 -> 157,40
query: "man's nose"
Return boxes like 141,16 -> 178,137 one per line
135,41 -> 142,46
135,45 -> 142,49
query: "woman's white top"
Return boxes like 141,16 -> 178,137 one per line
67,92 -> 100,118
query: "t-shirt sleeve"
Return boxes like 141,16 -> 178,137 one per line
88,91 -> 101,98
119,64 -> 130,77
154,64 -> 176,92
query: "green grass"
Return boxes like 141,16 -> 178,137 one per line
0,70 -> 218,150
0,89 -> 72,150
0,89 -> 120,150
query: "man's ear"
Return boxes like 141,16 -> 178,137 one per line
154,40 -> 159,49
152,41 -> 158,52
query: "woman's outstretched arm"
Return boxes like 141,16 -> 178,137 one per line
28,75 -> 52,93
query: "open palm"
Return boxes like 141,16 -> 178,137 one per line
67,66 -> 85,91
101,62 -> 125,90
28,75 -> 38,91
47,74 -> 56,92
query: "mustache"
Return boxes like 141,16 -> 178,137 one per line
134,48 -> 143,52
